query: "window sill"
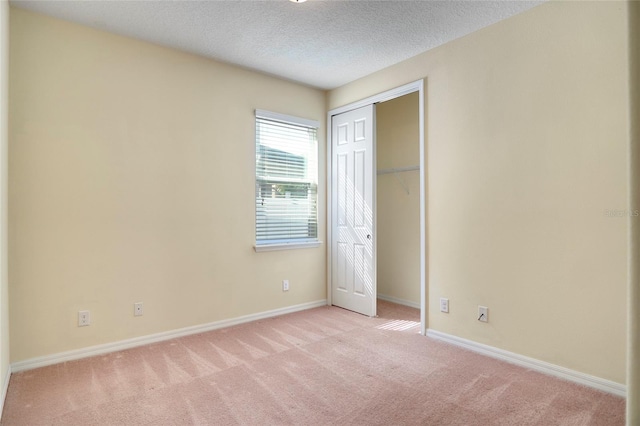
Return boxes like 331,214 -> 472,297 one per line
254,241 -> 322,253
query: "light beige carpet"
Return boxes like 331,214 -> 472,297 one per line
1,301 -> 624,425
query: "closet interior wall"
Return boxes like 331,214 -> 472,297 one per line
376,92 -> 420,307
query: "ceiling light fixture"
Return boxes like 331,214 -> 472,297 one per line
289,0 -> 307,3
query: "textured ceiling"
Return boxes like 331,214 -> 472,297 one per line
10,0 -> 544,90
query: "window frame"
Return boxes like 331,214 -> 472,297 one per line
254,109 -> 321,252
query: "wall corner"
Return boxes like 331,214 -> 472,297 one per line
628,0 -> 640,424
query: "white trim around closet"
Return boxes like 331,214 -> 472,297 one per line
327,80 -> 426,335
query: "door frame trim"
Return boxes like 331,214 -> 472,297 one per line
326,80 -> 426,334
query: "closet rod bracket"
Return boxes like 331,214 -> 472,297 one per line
376,165 -> 419,195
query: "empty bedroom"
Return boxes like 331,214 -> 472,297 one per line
0,0 -> 639,424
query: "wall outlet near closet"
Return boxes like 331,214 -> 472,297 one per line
439,298 -> 449,313
282,280 -> 290,292
78,310 -> 90,327
478,306 -> 488,323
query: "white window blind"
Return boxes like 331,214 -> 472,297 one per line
255,110 -> 319,246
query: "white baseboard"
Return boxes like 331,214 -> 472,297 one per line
426,329 -> 626,397
377,294 -> 420,309
11,300 -> 327,373
0,364 -> 10,421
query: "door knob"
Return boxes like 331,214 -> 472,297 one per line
367,234 -> 372,239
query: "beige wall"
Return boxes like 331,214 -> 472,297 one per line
376,93 -> 420,306
5,0 -> 633,393
1,0 -> 9,403
8,8 -> 326,362
330,1 -> 629,383
628,0 -> 639,422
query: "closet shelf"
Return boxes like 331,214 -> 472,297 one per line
376,165 -> 419,195
376,165 -> 420,175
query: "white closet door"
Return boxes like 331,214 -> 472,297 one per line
331,104 -> 376,317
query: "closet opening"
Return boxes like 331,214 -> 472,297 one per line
375,92 -> 421,314
327,79 -> 426,333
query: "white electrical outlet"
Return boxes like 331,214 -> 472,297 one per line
282,280 -> 289,292
478,306 -> 488,323
78,310 -> 90,327
439,298 -> 449,313
134,302 -> 144,316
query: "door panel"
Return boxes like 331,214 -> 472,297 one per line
331,105 -> 376,317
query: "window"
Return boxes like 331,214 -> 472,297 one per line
255,110 -> 320,251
